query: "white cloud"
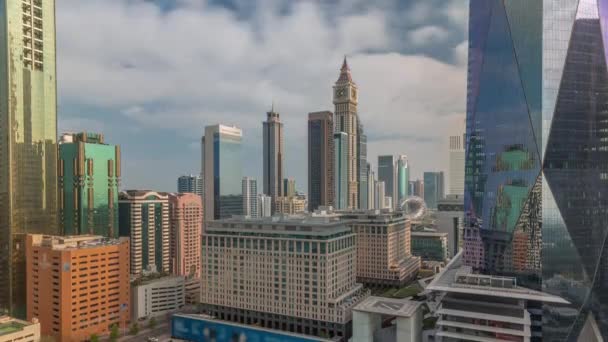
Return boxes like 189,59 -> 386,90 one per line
407,25 -> 450,46
454,40 -> 468,66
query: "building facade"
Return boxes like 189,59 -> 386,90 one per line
274,196 -> 306,215
177,174 -> 203,197
436,195 -> 464,259
242,177 -> 258,218
412,179 -> 424,199
26,235 -> 130,342
396,155 -> 410,209
0,0 -> 59,317
283,178 -> 296,198
0,316 -> 40,342
357,124 -> 368,210
201,216 -> 368,340
169,193 -> 202,278
333,58 -> 359,209
374,181 -> 386,210
119,190 -> 170,275
263,108 -> 284,209
366,165 -> 375,210
59,132 -> 121,238
411,231 -> 448,262
464,0 -> 608,339
202,124 -> 243,220
448,130 -> 465,196
377,156 -> 395,209
334,132 -> 348,210
257,194 -> 272,218
132,276 -> 185,321
423,172 -> 444,209
308,111 -> 335,212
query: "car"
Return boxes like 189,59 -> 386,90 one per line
147,338 -> 159,342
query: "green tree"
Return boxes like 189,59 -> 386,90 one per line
109,324 -> 119,341
148,317 -> 157,329
90,334 -> 99,342
129,323 -> 139,335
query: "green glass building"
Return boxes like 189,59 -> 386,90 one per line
59,132 -> 121,237
411,231 -> 448,262
0,0 -> 59,317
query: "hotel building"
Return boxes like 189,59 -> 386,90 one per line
169,193 -> 203,278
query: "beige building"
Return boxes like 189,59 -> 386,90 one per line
132,276 -> 185,321
274,196 -> 306,215
201,215 -> 368,340
339,210 -> 420,286
0,316 -> 40,342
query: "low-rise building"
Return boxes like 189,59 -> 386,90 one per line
411,231 -> 448,262
352,297 -> 423,342
132,275 -> 185,321
201,215 -> 368,340
274,196 -> 307,215
0,316 -> 40,342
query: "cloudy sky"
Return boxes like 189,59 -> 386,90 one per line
56,0 -> 468,192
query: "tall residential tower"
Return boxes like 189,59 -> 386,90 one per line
308,111 -> 334,211
262,107 -> 284,209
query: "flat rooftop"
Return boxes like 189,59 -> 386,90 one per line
353,296 -> 422,318
0,316 -> 35,336
31,234 -> 127,251
412,231 -> 448,238
207,215 -> 352,236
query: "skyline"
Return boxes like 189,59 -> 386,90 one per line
55,0 -> 467,192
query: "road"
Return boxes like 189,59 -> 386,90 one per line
119,324 -> 171,342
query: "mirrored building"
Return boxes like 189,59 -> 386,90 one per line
464,0 -> 608,339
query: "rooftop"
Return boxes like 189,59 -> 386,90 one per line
353,296 -> 422,318
31,234 -> 127,251
412,231 -> 448,238
0,316 -> 37,337
207,215 -> 352,237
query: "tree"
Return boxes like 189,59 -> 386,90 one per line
109,324 -> 119,341
129,323 -> 139,335
148,317 -> 157,329
90,334 -> 99,342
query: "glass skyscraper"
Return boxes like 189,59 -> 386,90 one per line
465,0 -> 608,339
423,171 -> 444,210
308,111 -> 335,212
377,155 -> 395,206
0,0 -> 59,317
202,124 -> 243,220
177,174 -> 203,197
357,124 -> 368,209
396,155 -> 409,208
334,132 -> 348,210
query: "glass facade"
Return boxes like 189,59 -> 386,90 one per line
0,0 -> 58,317
377,155 -> 395,203
424,171 -> 444,210
465,0 -> 608,339
308,112 -> 334,212
357,124 -> 368,209
214,131 -> 243,219
334,132 -> 348,210
396,156 -> 409,208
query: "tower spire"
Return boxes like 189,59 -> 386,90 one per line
337,55 -> 353,83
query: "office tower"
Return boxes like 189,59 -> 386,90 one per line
411,231 -> 448,262
132,276 -> 186,321
26,235 -> 130,342
0,316 -> 40,342
201,216 -> 368,340
274,196 -> 306,215
339,211 -> 420,286
169,193 -> 203,278
334,132 -> 348,210
119,190 -> 170,275
437,194 -> 464,258
282,178 -> 296,198
263,107 -> 284,208
257,194 -> 272,218
177,174 -> 203,196
461,0 -> 608,339
396,155 -> 410,209
242,177 -> 258,218
377,155 -> 395,208
366,164 -> 375,210
202,124 -> 243,220
448,129 -> 465,196
308,111 -> 335,212
58,132 -> 121,238
374,181 -> 385,210
333,57 -> 359,209
423,171 -> 444,209
384,197 -> 392,210
357,124 -> 368,210
0,0 -> 59,317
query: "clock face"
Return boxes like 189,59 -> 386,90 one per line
351,88 -> 357,99
336,88 -> 346,98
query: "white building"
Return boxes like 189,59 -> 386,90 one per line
374,181 -> 385,210
132,276 -> 186,321
0,316 -> 40,342
448,127 -> 465,196
352,297 -> 422,342
257,194 -> 272,217
436,194 -> 464,258
242,177 -> 258,218
367,167 -> 375,210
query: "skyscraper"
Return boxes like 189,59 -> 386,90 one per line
169,193 -> 203,278
334,132 -> 348,210
448,128 -> 465,195
59,132 -> 121,238
308,111 -> 335,211
242,177 -> 258,218
282,178 -> 296,198
374,181 -> 385,210
202,124 -> 243,220
396,155 -> 410,209
423,172 -> 444,209
464,0 -> 608,338
0,0 -> 59,317
357,124 -> 368,209
256,194 -> 272,218
262,107 -> 284,208
377,155 -> 396,207
177,174 -> 203,197
333,58 -> 359,209
366,164 -> 375,210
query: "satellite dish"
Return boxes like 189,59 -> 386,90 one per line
400,196 -> 426,220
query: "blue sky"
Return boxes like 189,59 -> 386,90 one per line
56,0 -> 468,192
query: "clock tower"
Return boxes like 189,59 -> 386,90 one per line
333,57 -> 359,209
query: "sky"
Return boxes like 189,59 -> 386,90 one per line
56,0 -> 468,193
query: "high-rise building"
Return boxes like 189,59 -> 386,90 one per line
177,174 -> 203,197
169,193 -> 203,278
437,194 -> 464,259
334,132 -> 348,210
59,132 -> 121,238
412,179 -> 424,198
377,155 -> 395,208
202,124 -> 243,220
411,231 -> 448,262
282,178 -> 296,198
396,155 -> 410,209
448,129 -> 465,196
333,58 -> 359,209
119,190 -> 170,275
263,107 -> 284,209
273,196 -> 306,215
242,177 -> 258,218
366,164 -> 375,210
26,235 -> 130,342
357,124 -> 368,210
0,0 -> 59,317
308,111 -> 335,212
374,181 -> 385,210
201,216 -> 368,340
463,0 -> 608,338
423,171 -> 444,209
257,194 -> 272,218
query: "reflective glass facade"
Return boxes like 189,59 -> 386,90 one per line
357,124 -> 368,209
396,155 -> 409,208
0,0 -> 58,317
308,112 -> 334,212
464,0 -> 608,339
334,132 -> 348,210
423,171 -> 444,210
